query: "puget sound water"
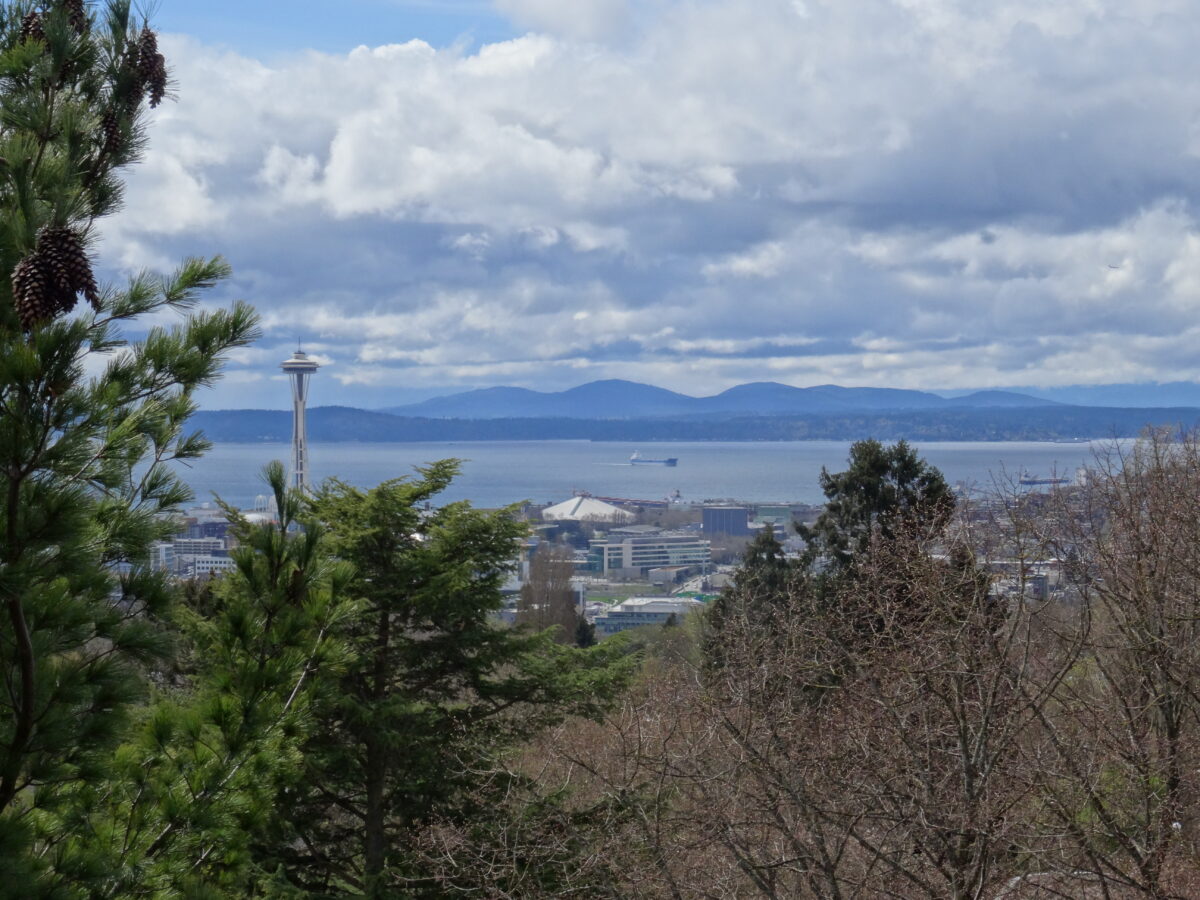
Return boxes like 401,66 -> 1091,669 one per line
170,440 -> 1115,511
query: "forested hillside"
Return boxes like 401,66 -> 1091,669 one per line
192,403 -> 1200,442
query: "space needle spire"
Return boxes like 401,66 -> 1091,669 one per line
281,347 -> 319,491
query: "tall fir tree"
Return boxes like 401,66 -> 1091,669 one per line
59,463 -> 354,898
704,525 -> 796,669
706,443 -> 960,680
259,461 -> 632,896
798,438 -> 954,572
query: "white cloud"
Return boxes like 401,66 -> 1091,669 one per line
703,242 -> 788,279
96,1 -> 1200,408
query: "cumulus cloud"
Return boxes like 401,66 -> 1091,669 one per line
101,0 -> 1200,407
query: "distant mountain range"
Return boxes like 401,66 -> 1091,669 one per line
186,380 -> 1200,443
377,380 -> 1063,420
190,404 -> 1200,444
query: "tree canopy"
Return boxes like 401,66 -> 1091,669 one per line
259,462 -> 633,895
798,438 -> 955,571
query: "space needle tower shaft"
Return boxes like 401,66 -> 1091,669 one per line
281,349 -> 319,491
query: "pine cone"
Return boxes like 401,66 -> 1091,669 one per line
135,28 -> 158,83
12,256 -> 52,330
12,227 -> 101,327
19,10 -> 45,45
60,0 -> 88,35
100,108 -> 122,155
38,225 -> 99,311
136,28 -> 167,107
145,50 -> 166,107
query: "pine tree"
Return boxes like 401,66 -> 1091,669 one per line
574,615 -> 597,648
259,462 -> 632,895
798,438 -> 954,572
704,525 -> 796,669
706,445 -> 958,681
0,1 -> 259,892
54,463 -> 354,897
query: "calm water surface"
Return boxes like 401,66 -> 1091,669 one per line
172,440 -> 1111,510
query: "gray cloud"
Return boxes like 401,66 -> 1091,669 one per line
96,0 -> 1200,408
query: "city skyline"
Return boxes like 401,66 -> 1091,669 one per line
98,0 -> 1200,409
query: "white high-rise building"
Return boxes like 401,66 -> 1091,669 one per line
281,349 -> 320,491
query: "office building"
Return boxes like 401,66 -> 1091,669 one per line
588,528 -> 711,577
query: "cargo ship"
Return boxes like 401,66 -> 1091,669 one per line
1018,472 -> 1069,486
630,452 -> 678,467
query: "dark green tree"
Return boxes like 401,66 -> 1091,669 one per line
574,615 -> 596,648
0,1 -> 259,891
707,445 -> 959,680
704,525 -> 797,670
798,438 -> 954,572
261,461 -> 632,896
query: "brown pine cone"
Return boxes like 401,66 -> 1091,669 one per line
12,255 -> 51,330
19,10 -> 45,45
145,50 -> 167,107
100,108 -> 122,155
135,28 -> 167,107
41,226 -> 94,299
136,28 -> 158,82
60,0 -> 88,35
20,226 -> 102,321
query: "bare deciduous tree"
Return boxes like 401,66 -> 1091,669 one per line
432,431 -> 1200,899
1019,431 -> 1200,898
518,543 -> 580,642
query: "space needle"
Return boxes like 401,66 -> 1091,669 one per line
281,348 -> 320,491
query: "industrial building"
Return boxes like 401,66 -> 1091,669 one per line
702,505 -> 751,536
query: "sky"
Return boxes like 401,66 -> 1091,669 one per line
99,0 -> 1200,409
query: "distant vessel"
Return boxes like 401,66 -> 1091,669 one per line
1018,472 -> 1069,486
630,452 -> 678,467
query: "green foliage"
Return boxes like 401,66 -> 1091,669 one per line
574,615 -> 597,648
0,3 -> 264,894
39,465 -> 354,898
703,526 -> 799,671
798,438 -> 954,571
707,524 -> 792,619
706,443 -> 957,678
259,461 -> 634,895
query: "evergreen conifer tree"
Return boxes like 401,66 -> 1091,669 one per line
0,2 -> 266,892
798,439 -> 954,572
60,463 -> 354,897
704,525 -> 795,668
260,462 -> 632,895
706,444 -> 958,679
574,615 -> 596,647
